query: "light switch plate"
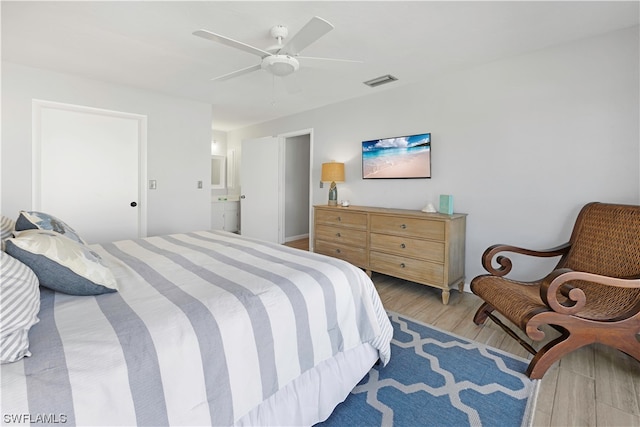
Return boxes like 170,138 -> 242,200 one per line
149,180 -> 157,190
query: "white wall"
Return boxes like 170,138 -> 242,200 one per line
1,62 -> 212,236
228,26 -> 640,285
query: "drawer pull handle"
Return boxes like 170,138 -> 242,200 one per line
336,249 -> 342,254
336,232 -> 341,237
337,216 -> 342,221
400,263 -> 406,268
400,224 -> 407,229
400,243 -> 406,249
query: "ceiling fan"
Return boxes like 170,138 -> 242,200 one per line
193,16 -> 359,82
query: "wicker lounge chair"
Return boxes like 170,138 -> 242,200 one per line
471,202 -> 640,379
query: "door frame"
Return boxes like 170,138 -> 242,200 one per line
31,99 -> 148,238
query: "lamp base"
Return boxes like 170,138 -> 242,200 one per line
328,182 -> 338,206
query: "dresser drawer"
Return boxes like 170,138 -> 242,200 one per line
315,225 -> 367,248
315,241 -> 367,267
370,251 -> 444,286
315,209 -> 367,230
370,233 -> 445,262
370,215 -> 445,240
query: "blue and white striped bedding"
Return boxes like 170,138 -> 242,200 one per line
1,230 -> 392,426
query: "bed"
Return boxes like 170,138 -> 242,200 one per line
1,228 -> 392,426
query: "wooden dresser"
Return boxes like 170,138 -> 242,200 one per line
314,205 -> 467,304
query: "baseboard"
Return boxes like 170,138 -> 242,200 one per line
285,233 -> 309,243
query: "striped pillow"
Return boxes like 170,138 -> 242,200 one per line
1,215 -> 16,250
0,252 -> 40,364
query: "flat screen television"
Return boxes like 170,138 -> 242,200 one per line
362,132 -> 431,179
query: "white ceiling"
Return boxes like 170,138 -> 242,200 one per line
2,1 -> 638,131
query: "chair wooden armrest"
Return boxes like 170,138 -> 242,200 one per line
481,242 -> 572,277
540,268 -> 640,316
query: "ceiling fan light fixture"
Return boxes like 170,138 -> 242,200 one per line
262,55 -> 300,77
194,17 -> 349,83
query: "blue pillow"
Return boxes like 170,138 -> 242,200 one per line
5,230 -> 117,296
15,211 -> 86,245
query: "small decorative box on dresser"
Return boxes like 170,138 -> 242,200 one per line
313,205 -> 467,304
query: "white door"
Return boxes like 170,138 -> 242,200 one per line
34,102 -> 145,244
241,136 -> 282,243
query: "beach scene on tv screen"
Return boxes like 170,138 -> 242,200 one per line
362,133 -> 431,179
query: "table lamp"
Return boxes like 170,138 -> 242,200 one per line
321,162 -> 345,206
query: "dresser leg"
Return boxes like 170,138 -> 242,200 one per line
365,269 -> 372,278
441,289 -> 450,305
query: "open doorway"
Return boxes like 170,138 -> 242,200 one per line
284,133 -> 311,247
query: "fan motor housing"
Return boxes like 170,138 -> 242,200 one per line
261,55 -> 300,77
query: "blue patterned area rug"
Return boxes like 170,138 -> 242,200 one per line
319,311 -> 540,427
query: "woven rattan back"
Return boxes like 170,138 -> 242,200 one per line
565,203 -> 640,276
562,202 -> 640,319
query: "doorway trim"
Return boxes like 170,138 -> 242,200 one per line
31,99 -> 148,238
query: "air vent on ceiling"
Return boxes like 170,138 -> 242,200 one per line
363,74 -> 398,88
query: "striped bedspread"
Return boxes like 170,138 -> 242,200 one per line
1,231 -> 392,426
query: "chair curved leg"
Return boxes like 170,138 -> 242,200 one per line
473,302 -> 495,325
614,337 -> 640,361
526,329 -> 589,379
596,327 -> 640,362
526,313 -> 640,378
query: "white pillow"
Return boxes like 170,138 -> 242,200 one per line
5,230 -> 118,296
1,252 -> 40,364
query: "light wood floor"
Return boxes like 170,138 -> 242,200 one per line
284,238 -> 640,426
284,237 -> 310,251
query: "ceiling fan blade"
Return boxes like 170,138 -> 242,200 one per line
277,16 -> 334,55
296,56 -> 363,64
193,29 -> 272,58
211,64 -> 262,81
